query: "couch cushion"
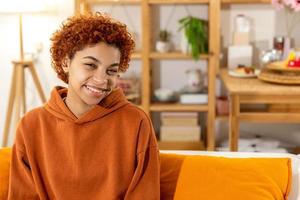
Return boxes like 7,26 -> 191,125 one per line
173,155 -> 292,200
0,148 -> 11,200
1,149 -> 293,200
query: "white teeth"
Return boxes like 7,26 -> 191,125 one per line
85,85 -> 103,94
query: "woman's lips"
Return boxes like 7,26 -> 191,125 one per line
84,85 -> 105,97
84,79 -> 112,96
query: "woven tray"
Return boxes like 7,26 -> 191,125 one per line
267,61 -> 300,73
258,68 -> 300,85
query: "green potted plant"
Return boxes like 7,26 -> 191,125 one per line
155,29 -> 172,53
178,16 -> 208,60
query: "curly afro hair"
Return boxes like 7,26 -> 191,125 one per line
50,12 -> 135,83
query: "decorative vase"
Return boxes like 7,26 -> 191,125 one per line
184,69 -> 204,93
155,41 -> 171,53
180,30 -> 191,54
216,96 -> 229,115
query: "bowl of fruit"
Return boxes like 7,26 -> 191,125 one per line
267,49 -> 300,73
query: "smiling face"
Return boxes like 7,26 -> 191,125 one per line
64,42 -> 121,115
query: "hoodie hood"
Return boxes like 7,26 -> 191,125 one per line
45,86 -> 130,124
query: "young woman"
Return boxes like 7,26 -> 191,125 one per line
8,12 -> 160,200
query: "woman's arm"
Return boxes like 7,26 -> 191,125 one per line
7,124 -> 40,200
124,116 -> 160,200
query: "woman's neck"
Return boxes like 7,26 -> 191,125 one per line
64,94 -> 95,119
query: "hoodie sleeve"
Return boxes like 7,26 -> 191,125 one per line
124,116 -> 160,200
8,124 -> 40,200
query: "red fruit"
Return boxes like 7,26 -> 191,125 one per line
287,59 -> 300,68
294,60 -> 300,67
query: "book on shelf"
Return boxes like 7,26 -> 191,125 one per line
161,112 -> 199,126
161,112 -> 198,119
179,93 -> 208,104
161,118 -> 198,126
160,125 -> 201,141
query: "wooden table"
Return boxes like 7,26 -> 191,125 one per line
220,69 -> 300,151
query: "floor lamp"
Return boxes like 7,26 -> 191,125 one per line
1,1 -> 47,147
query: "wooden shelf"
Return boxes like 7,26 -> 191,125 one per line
222,0 -> 270,4
131,52 -> 142,59
150,51 -> 211,60
85,0 -> 271,6
150,103 -> 209,112
87,0 -> 141,5
216,115 -> 229,121
158,141 -> 205,150
149,0 -> 209,4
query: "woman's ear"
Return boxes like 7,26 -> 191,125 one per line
62,57 -> 71,73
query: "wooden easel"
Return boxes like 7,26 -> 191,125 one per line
2,14 -> 47,147
2,60 -> 46,147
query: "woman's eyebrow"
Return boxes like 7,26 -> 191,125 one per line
82,56 -> 101,63
83,56 -> 118,67
109,63 -> 119,67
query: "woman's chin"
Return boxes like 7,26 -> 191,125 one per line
84,96 -> 105,106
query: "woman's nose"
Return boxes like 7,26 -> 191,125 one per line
92,76 -> 108,84
92,71 -> 108,84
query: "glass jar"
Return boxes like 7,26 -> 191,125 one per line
273,36 -> 284,51
234,14 -> 250,33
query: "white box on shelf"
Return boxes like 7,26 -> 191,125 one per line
227,45 -> 253,69
179,93 -> 208,104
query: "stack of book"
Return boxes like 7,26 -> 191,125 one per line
160,112 -> 201,142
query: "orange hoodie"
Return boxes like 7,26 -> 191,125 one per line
8,86 -> 160,200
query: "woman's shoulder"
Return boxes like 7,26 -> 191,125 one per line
15,107 -> 48,146
120,103 -> 150,121
20,106 -> 48,125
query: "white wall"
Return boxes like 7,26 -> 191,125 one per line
0,0 -> 73,145
1,2 -> 299,147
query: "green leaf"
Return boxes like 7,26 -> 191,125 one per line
178,16 -> 208,60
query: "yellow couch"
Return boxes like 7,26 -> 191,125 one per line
1,148 -> 298,200
0,148 -> 10,200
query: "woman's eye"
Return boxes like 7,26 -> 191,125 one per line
107,69 -> 118,76
84,63 -> 97,69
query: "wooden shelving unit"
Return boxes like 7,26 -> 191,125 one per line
86,0 -> 141,5
150,104 -> 209,112
216,115 -> 229,121
148,0 -> 210,4
149,52 -> 211,60
131,52 -> 142,59
75,0 -> 219,151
